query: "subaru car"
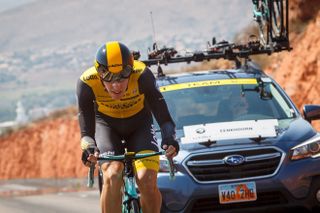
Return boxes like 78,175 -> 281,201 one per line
155,63 -> 320,212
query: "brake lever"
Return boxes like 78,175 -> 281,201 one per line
87,163 -> 95,188
167,157 -> 176,181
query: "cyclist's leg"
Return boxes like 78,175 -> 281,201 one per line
127,121 -> 161,213
96,119 -> 124,213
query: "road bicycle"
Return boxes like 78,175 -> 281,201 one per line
252,0 -> 289,46
88,149 -> 175,213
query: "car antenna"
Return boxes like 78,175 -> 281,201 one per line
150,11 -> 157,45
149,11 -> 165,77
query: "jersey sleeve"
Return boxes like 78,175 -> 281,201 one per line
139,67 -> 176,140
76,78 -> 96,139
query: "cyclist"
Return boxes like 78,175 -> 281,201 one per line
76,41 -> 179,213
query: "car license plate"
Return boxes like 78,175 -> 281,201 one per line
218,181 -> 257,204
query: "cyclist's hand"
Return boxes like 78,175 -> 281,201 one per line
161,139 -> 179,158
81,136 -> 100,167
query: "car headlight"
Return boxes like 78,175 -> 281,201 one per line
290,134 -> 320,160
159,155 -> 177,173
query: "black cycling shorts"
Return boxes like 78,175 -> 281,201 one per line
95,111 -> 160,171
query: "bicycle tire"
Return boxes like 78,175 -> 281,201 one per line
269,0 -> 285,40
128,199 -> 140,213
256,0 -> 270,46
98,169 -> 103,195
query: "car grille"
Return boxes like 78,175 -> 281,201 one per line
185,147 -> 284,183
191,191 -> 288,212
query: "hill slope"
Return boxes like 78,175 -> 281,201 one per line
0,109 -> 86,179
266,8 -> 320,130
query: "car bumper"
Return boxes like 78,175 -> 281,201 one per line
158,157 -> 320,213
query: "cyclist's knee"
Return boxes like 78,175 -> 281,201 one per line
136,169 -> 158,193
101,161 -> 123,185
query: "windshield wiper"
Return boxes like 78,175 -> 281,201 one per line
199,140 -> 216,147
249,136 -> 267,143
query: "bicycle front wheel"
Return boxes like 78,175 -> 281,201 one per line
98,169 -> 103,195
128,199 -> 140,213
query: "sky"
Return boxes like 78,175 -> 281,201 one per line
0,0 -> 36,13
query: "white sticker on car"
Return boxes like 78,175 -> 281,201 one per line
181,119 -> 278,144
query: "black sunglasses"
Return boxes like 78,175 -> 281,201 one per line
97,65 -> 132,82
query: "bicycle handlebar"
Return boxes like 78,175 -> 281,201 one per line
87,151 -> 176,188
98,151 -> 175,179
97,151 -> 165,161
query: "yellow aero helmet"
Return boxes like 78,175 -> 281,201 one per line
95,41 -> 134,82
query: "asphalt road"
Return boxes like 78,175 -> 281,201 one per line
0,179 -> 316,213
0,190 -> 100,213
0,178 -> 100,213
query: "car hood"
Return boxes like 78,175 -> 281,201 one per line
174,117 -> 317,152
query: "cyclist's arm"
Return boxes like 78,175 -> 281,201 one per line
138,67 -> 176,140
76,78 -> 96,139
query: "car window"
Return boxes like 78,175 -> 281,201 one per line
156,79 -> 295,130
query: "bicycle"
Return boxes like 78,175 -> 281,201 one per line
88,148 -> 175,213
252,0 -> 289,46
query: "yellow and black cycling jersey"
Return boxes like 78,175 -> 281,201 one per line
76,60 -> 174,140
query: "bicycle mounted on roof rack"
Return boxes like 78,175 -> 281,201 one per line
132,0 -> 291,77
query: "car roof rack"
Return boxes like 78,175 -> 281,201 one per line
132,35 -> 291,78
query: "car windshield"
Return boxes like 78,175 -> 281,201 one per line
159,78 -> 296,130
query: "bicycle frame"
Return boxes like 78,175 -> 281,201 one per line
252,0 -> 289,47
253,0 -> 270,22
122,152 -> 140,212
252,0 -> 270,45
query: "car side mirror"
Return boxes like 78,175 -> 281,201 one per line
303,105 -> 320,123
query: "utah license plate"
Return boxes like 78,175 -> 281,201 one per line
218,181 -> 257,204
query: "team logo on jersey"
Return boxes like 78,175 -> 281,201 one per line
82,75 -> 98,81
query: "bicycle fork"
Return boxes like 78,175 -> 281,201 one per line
122,155 -> 141,213
122,176 -> 139,207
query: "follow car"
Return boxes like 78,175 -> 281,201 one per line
154,63 -> 320,212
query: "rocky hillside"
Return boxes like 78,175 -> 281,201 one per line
0,109 -> 86,179
265,0 -> 320,130
0,1 -> 319,180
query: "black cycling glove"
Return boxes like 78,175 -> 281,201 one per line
80,136 -> 99,166
161,138 -> 180,154
160,121 -> 180,154
81,148 -> 96,166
